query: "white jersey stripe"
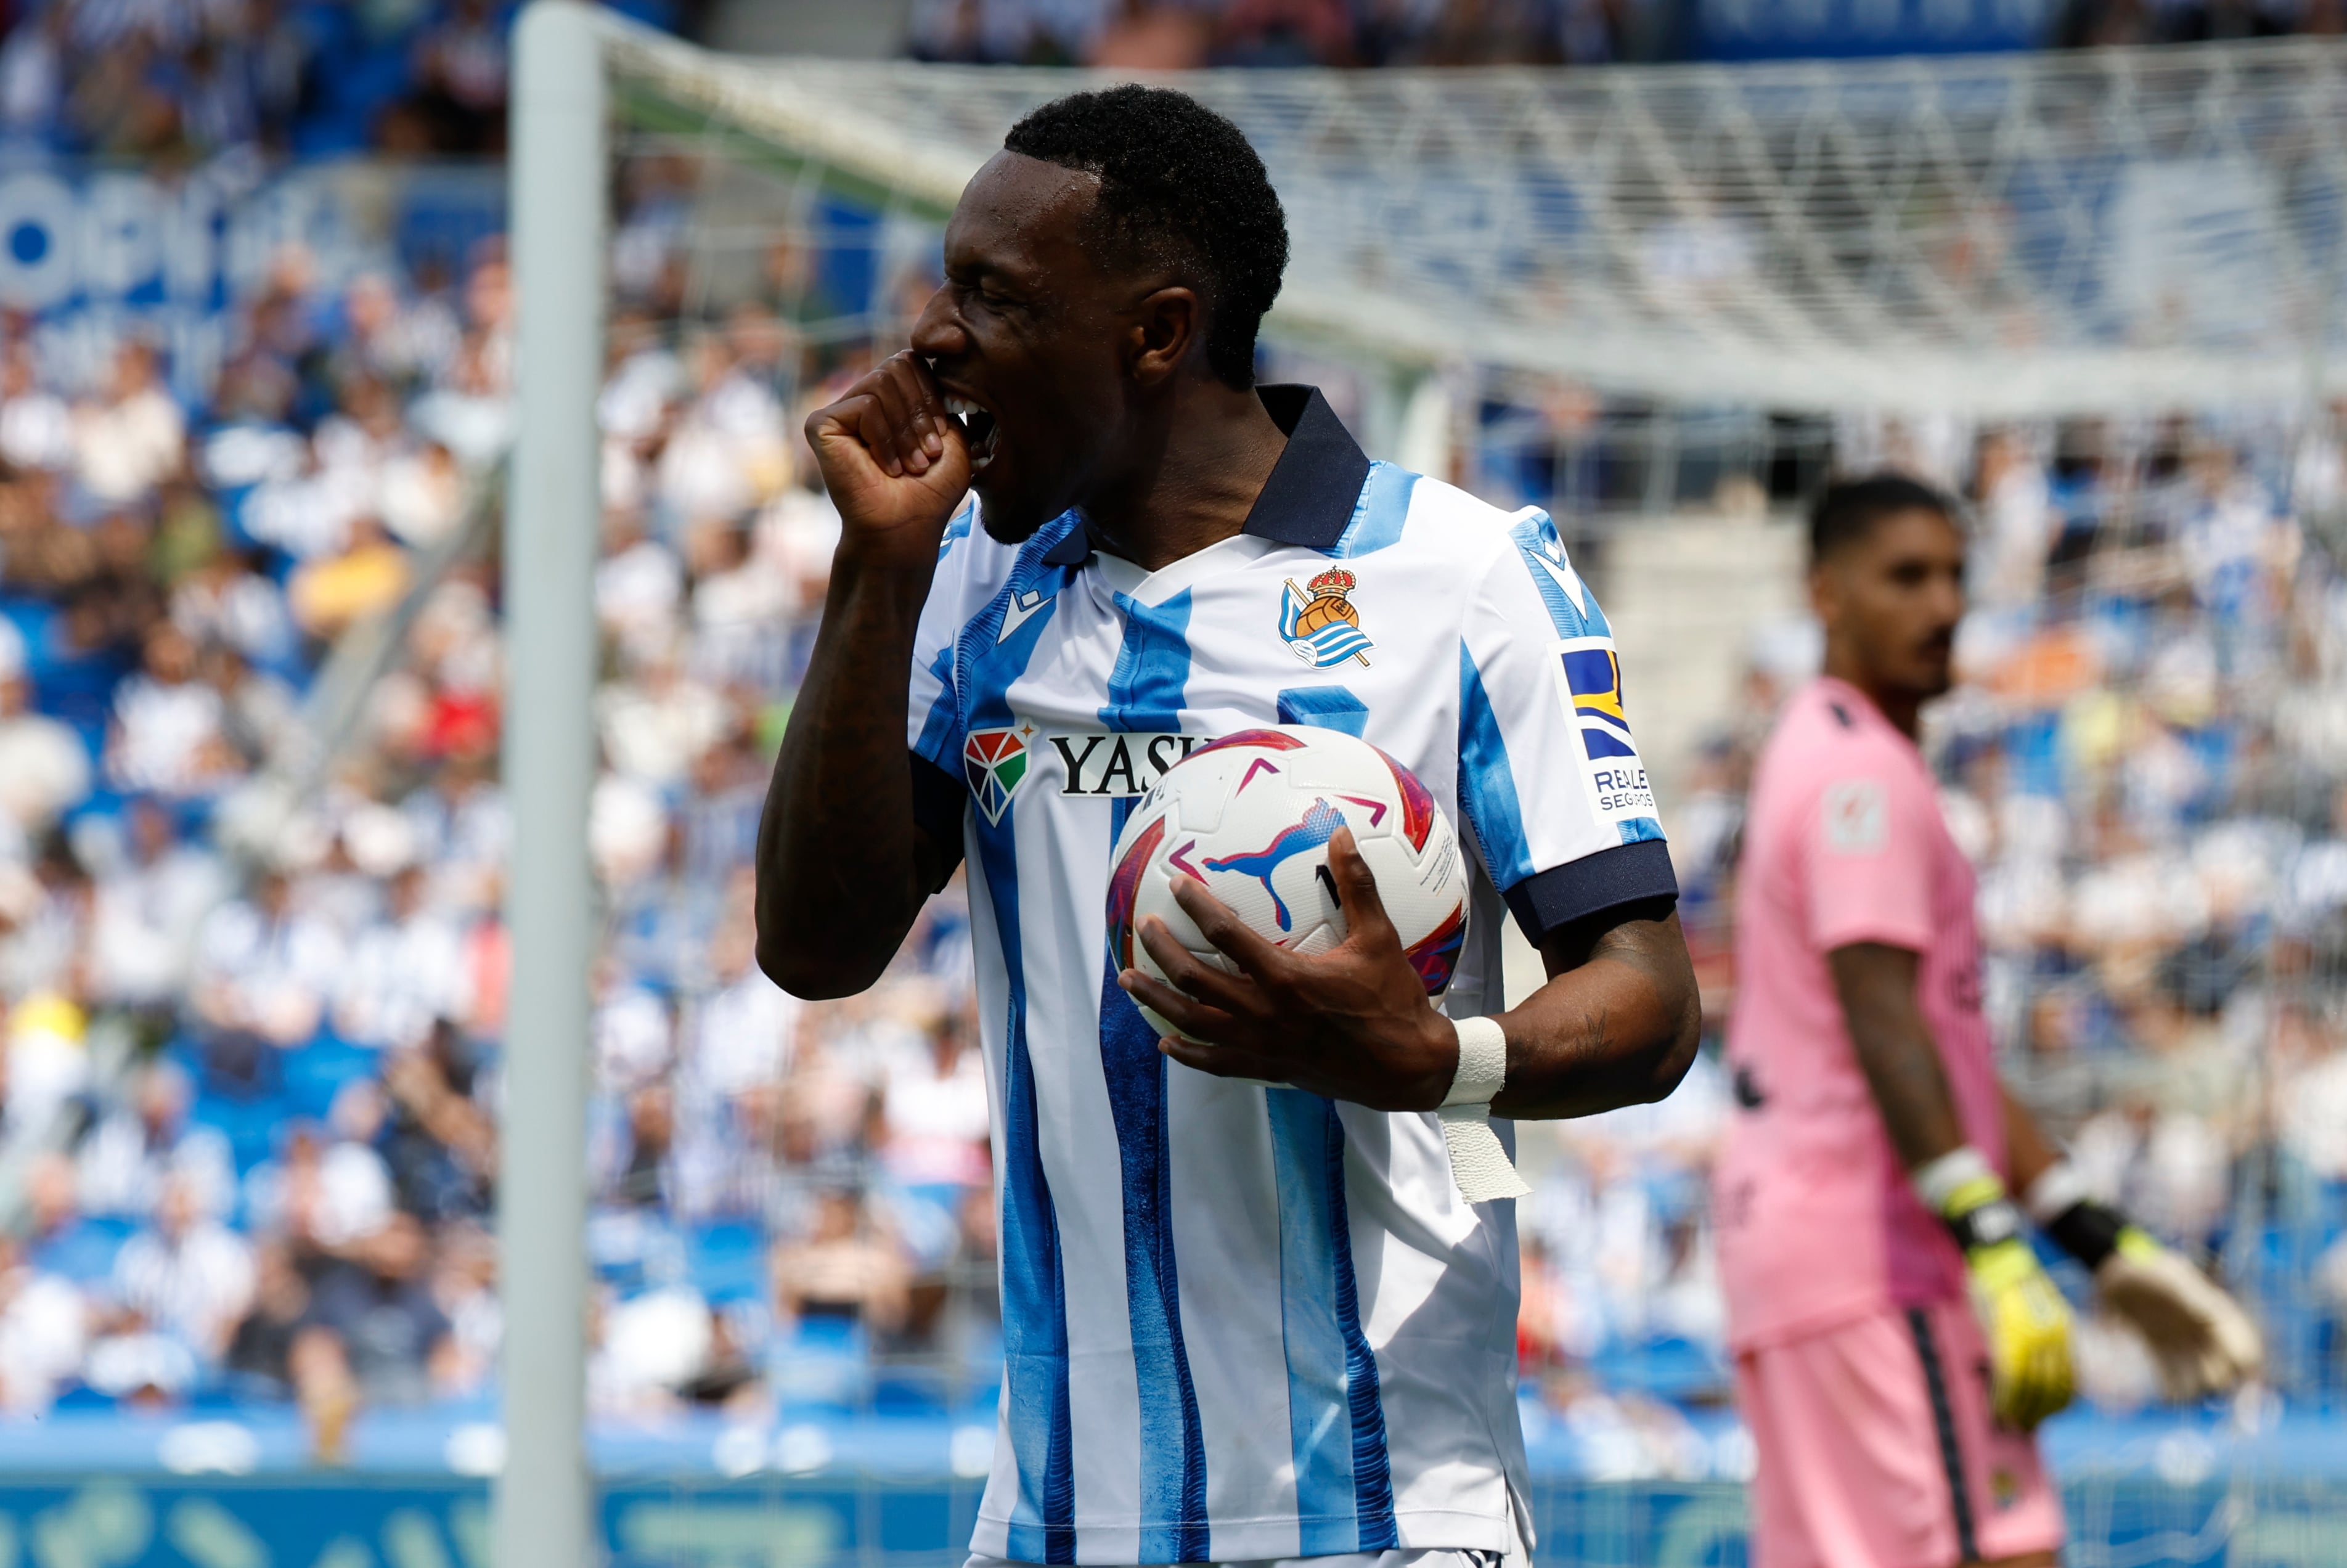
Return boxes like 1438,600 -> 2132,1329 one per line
1170,1068 -> 1302,1553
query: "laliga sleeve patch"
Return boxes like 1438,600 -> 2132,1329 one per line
1551,636 -> 1658,827
1822,778 -> 1888,855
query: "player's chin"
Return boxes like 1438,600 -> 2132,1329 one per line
973,469 -> 1062,544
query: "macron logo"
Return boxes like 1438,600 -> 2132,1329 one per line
1527,546 -> 1588,617
998,587 -> 1052,644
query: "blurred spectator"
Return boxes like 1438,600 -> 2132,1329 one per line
290,515 -> 412,639
0,343 -> 71,473
773,1188 -> 912,1337
71,343 -> 183,512
78,1060 -> 235,1220
0,653 -> 90,841
335,866 -> 472,1051
379,1026 -> 497,1221
88,798 -> 227,1012
109,1174 -> 255,1363
0,1235 -> 86,1414
191,869 -> 345,1051
225,1241 -> 313,1398
693,899 -> 800,1101
303,1212 -> 451,1403
245,1116 -> 395,1253
106,623 -> 236,797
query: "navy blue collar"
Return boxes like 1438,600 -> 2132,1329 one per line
1039,385 -> 1369,566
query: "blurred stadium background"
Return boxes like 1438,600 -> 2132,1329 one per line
0,0 -> 2337,1562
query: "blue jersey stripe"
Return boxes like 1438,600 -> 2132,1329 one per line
1100,589 -> 1195,733
1098,589 -> 1209,1563
1458,644 -> 1535,888
953,515 -> 1080,719
1333,462 -> 1419,559
984,822 -> 1076,1565
912,641 -> 960,768
961,542 -> 1077,1564
1266,1090 -> 1395,1552
1098,970 -> 1210,1563
1276,685 -> 1368,738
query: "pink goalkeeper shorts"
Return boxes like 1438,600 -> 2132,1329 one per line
1734,1297 -> 2066,1568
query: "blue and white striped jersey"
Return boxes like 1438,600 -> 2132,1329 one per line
903,387 -> 1677,1566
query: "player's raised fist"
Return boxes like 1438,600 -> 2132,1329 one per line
804,350 -> 971,561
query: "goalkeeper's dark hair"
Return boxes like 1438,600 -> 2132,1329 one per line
1808,473 -> 1958,566
1006,85 -> 1288,391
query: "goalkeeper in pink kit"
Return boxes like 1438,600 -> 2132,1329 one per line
1715,476 -> 2262,1568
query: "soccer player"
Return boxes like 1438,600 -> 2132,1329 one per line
1715,475 -> 2262,1568
756,86 -> 1702,1568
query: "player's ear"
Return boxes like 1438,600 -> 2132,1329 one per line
1806,558 -> 1840,627
1129,285 -> 1199,386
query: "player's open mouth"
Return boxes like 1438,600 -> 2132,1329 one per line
943,395 -> 1000,475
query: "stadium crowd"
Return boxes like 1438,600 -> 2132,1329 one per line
0,5 -> 2340,1471
0,187 -> 2342,1457
0,0 -> 684,159
903,0 -> 2345,68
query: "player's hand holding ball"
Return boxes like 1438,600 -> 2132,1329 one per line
1109,727 -> 1472,1114
803,350 -> 972,568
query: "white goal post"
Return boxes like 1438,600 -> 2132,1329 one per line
503,5 -> 2347,1556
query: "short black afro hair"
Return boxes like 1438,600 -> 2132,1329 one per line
1005,84 -> 1288,391
1809,472 -> 1957,565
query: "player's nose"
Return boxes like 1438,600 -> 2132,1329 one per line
909,285 -> 966,361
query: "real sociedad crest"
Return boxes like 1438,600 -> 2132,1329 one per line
1279,568 -> 1374,668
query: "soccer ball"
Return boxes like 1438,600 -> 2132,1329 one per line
1105,725 -> 1469,1047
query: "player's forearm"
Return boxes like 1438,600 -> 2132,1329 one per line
1999,1080 -> 2062,1196
1828,941 -> 1964,1170
755,555 -> 936,998
1489,913 -> 1700,1119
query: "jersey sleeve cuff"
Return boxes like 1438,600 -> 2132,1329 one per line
910,750 -> 966,885
1814,920 -> 1933,955
1501,839 -> 1679,948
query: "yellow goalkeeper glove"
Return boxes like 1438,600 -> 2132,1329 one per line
1919,1149 -> 2075,1431
2027,1166 -> 2263,1402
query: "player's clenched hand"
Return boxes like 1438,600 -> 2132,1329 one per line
1968,1236 -> 2075,1429
804,351 -> 971,566
1937,1172 -> 2075,1429
1120,827 -> 1459,1113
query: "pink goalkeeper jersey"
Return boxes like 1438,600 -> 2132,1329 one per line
1713,677 -> 2005,1353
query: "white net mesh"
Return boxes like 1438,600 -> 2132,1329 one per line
602,29 -> 2347,419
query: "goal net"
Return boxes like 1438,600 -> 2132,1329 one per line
602,27 -> 2347,421
496,10 -> 2347,1562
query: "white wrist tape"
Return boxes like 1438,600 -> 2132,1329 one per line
1438,1017 -> 1529,1203
1912,1145 -> 1998,1213
2022,1159 -> 2092,1224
